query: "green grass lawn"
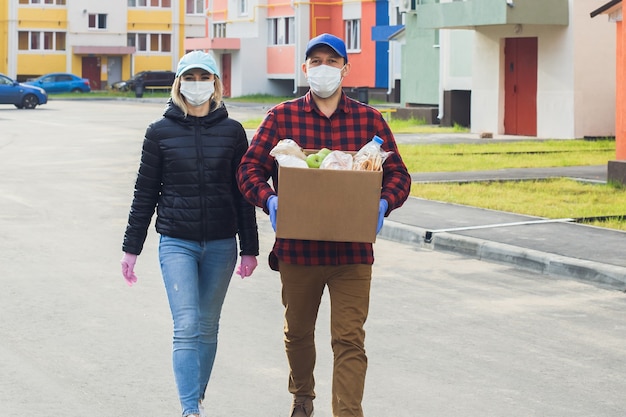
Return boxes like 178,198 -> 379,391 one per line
402,140 -> 625,231
398,140 -> 615,172
412,179 -> 626,231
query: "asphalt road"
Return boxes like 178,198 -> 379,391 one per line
1,99 -> 626,416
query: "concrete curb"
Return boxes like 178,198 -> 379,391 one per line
379,220 -> 626,290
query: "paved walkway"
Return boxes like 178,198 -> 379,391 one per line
380,140 -> 626,289
3,99 -> 626,417
410,165 -> 607,183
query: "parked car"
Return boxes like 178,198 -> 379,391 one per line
25,72 -> 91,93
0,73 -> 48,109
111,70 -> 175,92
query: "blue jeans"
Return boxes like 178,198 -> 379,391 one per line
159,235 -> 237,417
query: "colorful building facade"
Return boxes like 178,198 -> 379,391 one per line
1,0 -> 200,88
187,0 -> 396,98
1,0 -> 396,97
405,0 -> 616,138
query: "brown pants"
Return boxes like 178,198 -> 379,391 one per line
279,262 -> 372,417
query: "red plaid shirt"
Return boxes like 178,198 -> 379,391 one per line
237,92 -> 411,266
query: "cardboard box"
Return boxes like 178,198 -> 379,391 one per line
276,163 -> 383,243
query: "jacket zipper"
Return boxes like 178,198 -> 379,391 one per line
195,120 -> 207,241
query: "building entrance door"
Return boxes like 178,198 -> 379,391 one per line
504,37 -> 537,136
82,56 -> 101,90
107,57 -> 122,89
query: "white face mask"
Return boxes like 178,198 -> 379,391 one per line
306,65 -> 343,98
180,80 -> 215,106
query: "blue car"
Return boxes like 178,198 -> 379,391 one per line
25,72 -> 91,93
0,73 -> 48,109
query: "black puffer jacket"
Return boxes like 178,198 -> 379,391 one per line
122,101 -> 259,256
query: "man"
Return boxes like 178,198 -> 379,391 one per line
236,33 -> 411,417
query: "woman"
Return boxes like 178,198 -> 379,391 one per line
120,50 -> 259,417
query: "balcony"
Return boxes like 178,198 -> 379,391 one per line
415,0 -> 569,30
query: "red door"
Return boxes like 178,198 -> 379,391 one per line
82,56 -> 101,90
504,38 -> 537,136
221,54 -> 231,98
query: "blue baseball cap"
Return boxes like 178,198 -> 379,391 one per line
305,33 -> 348,62
176,50 -> 220,78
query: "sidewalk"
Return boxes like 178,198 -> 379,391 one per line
380,159 -> 626,290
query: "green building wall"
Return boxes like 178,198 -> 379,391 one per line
401,3 -> 440,107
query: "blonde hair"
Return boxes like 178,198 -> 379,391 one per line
171,75 -> 224,116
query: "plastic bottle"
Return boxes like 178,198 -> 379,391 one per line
355,135 -> 384,159
353,135 -> 385,170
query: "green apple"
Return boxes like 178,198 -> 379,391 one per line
306,153 -> 324,168
318,148 -> 332,159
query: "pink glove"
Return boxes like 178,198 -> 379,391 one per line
120,252 -> 138,286
236,255 -> 258,279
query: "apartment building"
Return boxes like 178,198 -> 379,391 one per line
191,0 -> 397,98
403,0 -> 616,138
1,0 -> 398,97
1,0 -> 203,89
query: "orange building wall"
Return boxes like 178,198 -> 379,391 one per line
618,20 -> 626,160
344,2 -> 376,88
308,0 -> 376,89
310,3 -> 333,35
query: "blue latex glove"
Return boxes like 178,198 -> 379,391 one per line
377,199 -> 388,234
267,195 -> 278,232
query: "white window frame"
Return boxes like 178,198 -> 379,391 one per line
128,0 -> 171,8
128,33 -> 172,53
88,14 -> 108,30
213,22 -> 227,38
19,0 -> 66,4
345,19 -> 361,52
239,0 -> 249,16
18,31 -> 66,51
268,17 -> 295,46
186,0 -> 204,15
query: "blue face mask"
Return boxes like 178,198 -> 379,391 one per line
180,80 -> 215,106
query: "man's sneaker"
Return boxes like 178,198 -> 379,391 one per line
290,396 -> 314,417
198,400 -> 206,417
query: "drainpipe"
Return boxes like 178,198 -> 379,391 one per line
387,41 -> 393,96
8,1 -> 17,78
207,0 -> 213,39
437,29 -> 444,122
293,0 -> 299,95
